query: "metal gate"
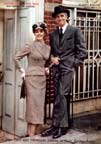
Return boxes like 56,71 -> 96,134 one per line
73,9 -> 101,101
44,8 -> 101,121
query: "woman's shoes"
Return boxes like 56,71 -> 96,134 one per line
21,134 -> 29,138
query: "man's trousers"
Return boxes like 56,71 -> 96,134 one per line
52,66 -> 74,127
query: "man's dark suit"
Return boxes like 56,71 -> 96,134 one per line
50,25 -> 87,127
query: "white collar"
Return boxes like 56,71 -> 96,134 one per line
59,23 -> 68,34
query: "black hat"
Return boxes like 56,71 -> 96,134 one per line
32,22 -> 47,33
52,5 -> 70,18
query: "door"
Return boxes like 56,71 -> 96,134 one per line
2,9 -> 30,136
2,10 -> 16,134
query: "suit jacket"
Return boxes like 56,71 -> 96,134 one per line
15,40 -> 50,75
50,25 -> 87,72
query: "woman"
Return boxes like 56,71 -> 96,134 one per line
15,22 -> 50,136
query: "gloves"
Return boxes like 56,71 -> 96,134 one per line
20,68 -> 25,79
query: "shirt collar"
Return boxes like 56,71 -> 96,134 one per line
59,22 -> 68,34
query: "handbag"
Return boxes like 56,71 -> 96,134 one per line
20,78 -> 27,99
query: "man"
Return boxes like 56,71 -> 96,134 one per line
41,5 -> 87,139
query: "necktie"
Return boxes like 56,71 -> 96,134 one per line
59,28 -> 63,42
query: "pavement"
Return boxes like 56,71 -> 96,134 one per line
0,112 -> 101,144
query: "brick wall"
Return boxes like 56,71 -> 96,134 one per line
44,11 -> 56,43
44,0 -> 62,43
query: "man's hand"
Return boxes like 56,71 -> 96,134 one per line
51,56 -> 60,65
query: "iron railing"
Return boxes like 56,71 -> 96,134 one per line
73,9 -> 101,101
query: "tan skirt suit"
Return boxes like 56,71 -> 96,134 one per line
15,40 -> 50,124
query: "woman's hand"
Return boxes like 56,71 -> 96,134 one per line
45,67 -> 50,75
20,68 -> 25,79
51,56 -> 60,65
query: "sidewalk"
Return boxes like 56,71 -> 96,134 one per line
1,129 -> 101,144
0,112 -> 101,144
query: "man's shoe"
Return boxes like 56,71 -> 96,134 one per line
52,127 -> 68,139
41,126 -> 58,137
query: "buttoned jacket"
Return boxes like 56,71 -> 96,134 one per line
50,25 -> 87,72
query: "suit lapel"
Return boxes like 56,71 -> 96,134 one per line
54,29 -> 60,47
60,25 -> 72,45
33,41 -> 46,59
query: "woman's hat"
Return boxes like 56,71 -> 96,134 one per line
32,22 -> 47,32
52,5 -> 70,18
